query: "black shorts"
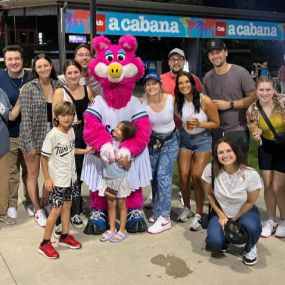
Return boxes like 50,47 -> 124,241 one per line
258,137 -> 285,173
48,181 -> 79,208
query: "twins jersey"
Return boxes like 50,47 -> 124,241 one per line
41,127 -> 77,188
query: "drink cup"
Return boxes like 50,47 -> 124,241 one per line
186,117 -> 196,130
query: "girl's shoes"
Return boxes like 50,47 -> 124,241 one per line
100,229 -> 117,242
110,231 -> 128,243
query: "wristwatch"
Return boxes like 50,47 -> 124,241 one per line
230,101 -> 234,109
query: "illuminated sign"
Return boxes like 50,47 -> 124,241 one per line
65,9 -> 285,40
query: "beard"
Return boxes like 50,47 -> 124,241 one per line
171,67 -> 183,75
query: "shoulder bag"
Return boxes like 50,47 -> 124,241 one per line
256,101 -> 285,146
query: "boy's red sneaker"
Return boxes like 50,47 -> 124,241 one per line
58,234 -> 82,249
38,241 -> 59,259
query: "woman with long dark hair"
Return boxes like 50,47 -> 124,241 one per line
174,71 -> 219,230
19,53 -> 60,227
202,138 -> 262,266
53,59 -> 94,230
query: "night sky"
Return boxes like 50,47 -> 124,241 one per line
204,0 -> 285,13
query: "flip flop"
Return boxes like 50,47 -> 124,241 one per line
100,229 -> 117,242
109,231 -> 128,243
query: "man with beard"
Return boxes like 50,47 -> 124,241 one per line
161,48 -> 203,96
203,39 -> 256,159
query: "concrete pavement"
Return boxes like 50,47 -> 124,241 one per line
0,182 -> 285,285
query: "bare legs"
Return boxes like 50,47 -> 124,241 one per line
107,198 -> 127,232
261,170 -> 285,220
178,149 -> 211,213
191,151 -> 211,214
24,152 -> 42,210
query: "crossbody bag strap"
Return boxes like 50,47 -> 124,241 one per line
256,100 -> 278,137
62,86 -> 76,104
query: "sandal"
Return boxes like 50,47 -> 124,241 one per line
100,229 -> 117,242
109,231 -> 128,243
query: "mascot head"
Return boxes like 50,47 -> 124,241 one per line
89,35 -> 145,109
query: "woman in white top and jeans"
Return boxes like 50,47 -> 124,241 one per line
141,73 -> 179,234
175,71 -> 219,230
202,137 -> 262,266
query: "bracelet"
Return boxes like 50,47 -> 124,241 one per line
230,101 -> 234,109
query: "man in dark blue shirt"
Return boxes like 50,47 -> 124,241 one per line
0,45 -> 31,221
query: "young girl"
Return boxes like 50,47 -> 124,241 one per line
99,121 -> 136,243
38,101 -> 92,259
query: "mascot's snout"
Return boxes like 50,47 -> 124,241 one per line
108,63 -> 122,78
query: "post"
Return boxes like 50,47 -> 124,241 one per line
90,0 -> 96,44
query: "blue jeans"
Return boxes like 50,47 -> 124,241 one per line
149,130 -> 179,218
206,206 -> 261,253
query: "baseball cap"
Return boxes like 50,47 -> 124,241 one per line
168,48 -> 185,59
206,39 -> 227,53
143,72 -> 162,84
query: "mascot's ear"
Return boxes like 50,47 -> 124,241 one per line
118,35 -> 138,52
93,35 -> 111,51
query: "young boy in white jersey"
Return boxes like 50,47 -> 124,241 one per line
38,101 -> 92,259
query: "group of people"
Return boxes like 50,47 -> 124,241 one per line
0,37 -> 284,267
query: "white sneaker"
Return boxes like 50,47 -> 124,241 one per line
148,213 -> 157,223
26,204 -> 35,217
144,193 -> 153,209
35,209 -> 47,227
261,219 -> 277,238
243,245 -> 257,266
275,220 -> 285,238
177,207 -> 192,222
148,216 -> 171,234
7,207 -> 17,219
178,191 -> 184,207
190,213 -> 202,231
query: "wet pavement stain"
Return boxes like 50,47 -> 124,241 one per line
151,254 -> 193,279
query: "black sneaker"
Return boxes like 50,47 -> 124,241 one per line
243,245 -> 257,266
54,223 -> 62,239
71,214 -> 84,229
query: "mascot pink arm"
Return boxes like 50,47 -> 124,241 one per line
84,35 -> 151,156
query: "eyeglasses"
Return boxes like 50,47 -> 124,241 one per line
169,57 -> 184,63
76,53 -> 91,58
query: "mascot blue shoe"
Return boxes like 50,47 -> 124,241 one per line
83,209 -> 109,235
126,208 -> 147,233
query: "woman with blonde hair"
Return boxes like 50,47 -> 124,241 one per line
247,76 -> 285,238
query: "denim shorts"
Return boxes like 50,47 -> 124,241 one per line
179,128 -> 212,152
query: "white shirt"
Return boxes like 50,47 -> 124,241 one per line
201,163 -> 263,218
41,127 -> 77,187
142,94 -> 175,133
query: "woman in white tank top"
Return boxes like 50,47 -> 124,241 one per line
141,72 -> 179,234
174,71 -> 220,231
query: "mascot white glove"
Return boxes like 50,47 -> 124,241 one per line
115,147 -> 131,161
100,142 -> 115,163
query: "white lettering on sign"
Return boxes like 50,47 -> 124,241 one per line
217,26 -> 225,32
109,16 -> 179,34
228,22 -> 277,37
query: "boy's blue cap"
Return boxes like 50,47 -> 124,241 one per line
143,73 -> 161,84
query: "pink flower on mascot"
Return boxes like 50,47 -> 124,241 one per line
82,35 -> 152,235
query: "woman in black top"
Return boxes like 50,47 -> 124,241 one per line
53,59 -> 94,229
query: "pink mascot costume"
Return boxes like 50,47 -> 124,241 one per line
82,35 -> 152,234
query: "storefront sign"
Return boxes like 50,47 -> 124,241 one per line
65,9 -> 285,40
